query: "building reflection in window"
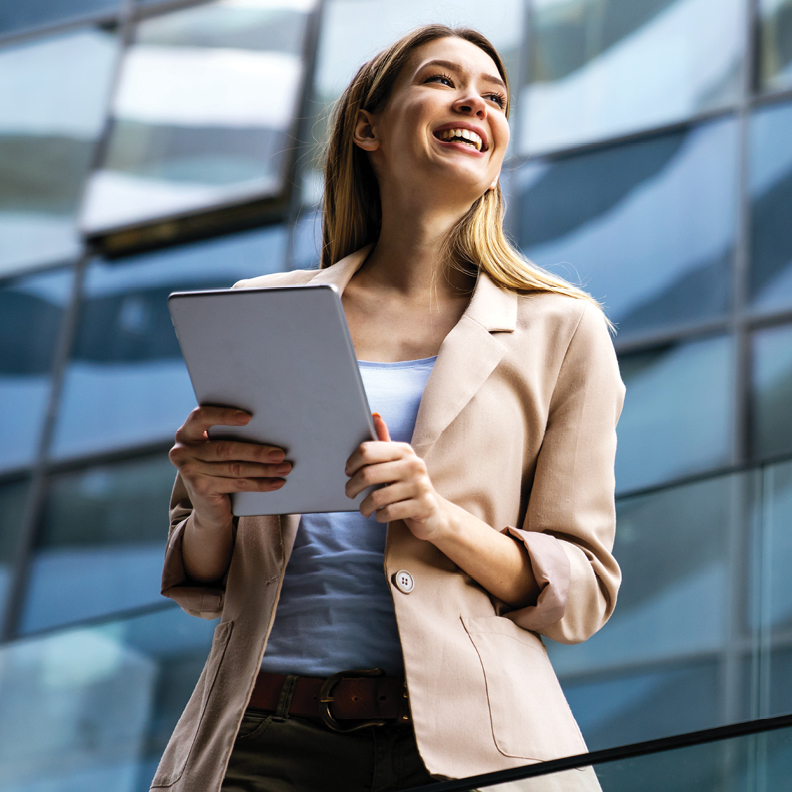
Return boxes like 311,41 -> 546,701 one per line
0,268 -> 73,472
616,335 -> 734,493
759,0 -> 792,92
51,225 -> 287,460
0,29 -> 118,277
517,118 -> 737,339
750,101 -> 792,313
0,479 -> 29,620
21,455 -> 176,633
520,0 -> 743,155
752,324 -> 792,460
80,0 -> 317,234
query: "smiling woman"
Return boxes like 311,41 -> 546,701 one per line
155,24 -> 624,792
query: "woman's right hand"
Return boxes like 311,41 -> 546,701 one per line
169,405 -> 292,533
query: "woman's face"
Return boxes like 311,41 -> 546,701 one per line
355,37 -> 511,206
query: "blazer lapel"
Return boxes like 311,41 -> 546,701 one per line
305,247 -> 518,456
411,272 -> 517,454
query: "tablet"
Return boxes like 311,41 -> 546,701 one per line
168,284 -> 376,516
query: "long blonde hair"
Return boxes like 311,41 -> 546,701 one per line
321,24 -> 607,319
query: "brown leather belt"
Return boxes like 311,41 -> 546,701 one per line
248,669 -> 410,732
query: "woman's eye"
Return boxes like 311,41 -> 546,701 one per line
487,93 -> 507,109
426,73 -> 454,87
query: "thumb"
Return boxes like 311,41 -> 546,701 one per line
372,412 -> 391,442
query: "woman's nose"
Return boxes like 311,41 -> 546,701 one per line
453,93 -> 487,118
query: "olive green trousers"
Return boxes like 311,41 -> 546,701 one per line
221,709 -> 437,792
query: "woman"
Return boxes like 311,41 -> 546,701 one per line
153,24 -> 624,792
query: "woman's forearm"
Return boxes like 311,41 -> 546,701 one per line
182,512 -> 235,584
431,498 -> 540,609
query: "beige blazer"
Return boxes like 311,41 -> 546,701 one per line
151,247 -> 625,791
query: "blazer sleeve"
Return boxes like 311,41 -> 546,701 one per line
160,472 -> 227,620
505,302 -> 625,644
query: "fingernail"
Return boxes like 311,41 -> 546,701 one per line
276,463 -> 291,475
268,449 -> 285,462
235,411 -> 250,423
372,412 -> 381,419
271,479 -> 285,489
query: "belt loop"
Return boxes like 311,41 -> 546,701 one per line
273,675 -> 298,722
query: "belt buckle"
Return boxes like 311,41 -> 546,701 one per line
319,668 -> 388,732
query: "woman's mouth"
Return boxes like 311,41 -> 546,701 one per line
434,128 -> 484,152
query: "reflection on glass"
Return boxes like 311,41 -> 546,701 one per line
291,208 -> 322,269
21,455 -> 177,633
0,607 -> 215,789
0,267 -> 73,471
51,225 -> 286,459
0,29 -> 118,277
752,324 -> 792,459
80,0 -> 316,233
549,476 -> 736,679
517,119 -> 736,337
561,661 -> 720,751
750,101 -> 792,312
759,0 -> 792,92
0,0 -> 121,37
479,727 -> 792,792
761,460 -> 792,638
305,0 -> 525,205
0,479 -> 29,621
616,335 -> 734,492
520,0 -> 743,155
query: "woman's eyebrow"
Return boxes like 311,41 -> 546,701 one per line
418,58 -> 506,90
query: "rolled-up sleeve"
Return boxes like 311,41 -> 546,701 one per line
161,472 -> 226,619
505,302 -> 625,644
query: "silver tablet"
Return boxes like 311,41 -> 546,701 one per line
168,284 -> 376,516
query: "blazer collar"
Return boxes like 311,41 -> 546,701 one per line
310,245 -> 518,453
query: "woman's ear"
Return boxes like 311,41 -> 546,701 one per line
488,178 -> 498,191
353,109 -> 380,151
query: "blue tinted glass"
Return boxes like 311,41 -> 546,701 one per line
759,0 -> 792,92
0,0 -> 121,36
520,0 -> 743,154
0,268 -> 73,472
548,476 -> 736,678
51,226 -> 287,459
0,29 -> 118,277
81,0 -> 315,233
0,607 -> 215,787
517,119 -> 737,337
616,335 -> 734,492
21,455 -> 176,633
750,102 -> 792,312
561,661 -> 720,751
0,479 -> 29,621
752,324 -> 792,459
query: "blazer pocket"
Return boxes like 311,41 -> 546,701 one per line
152,620 -> 234,788
462,615 -> 587,761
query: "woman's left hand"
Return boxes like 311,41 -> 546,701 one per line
345,413 -> 451,542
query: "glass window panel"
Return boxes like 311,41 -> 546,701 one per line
51,225 -> 286,459
304,0 -> 526,205
750,101 -> 792,313
0,479 -> 30,621
0,607 -> 215,789
0,0 -> 121,37
0,267 -> 73,472
615,334 -> 734,492
21,455 -> 176,633
520,0 -> 743,155
548,475 -> 737,677
561,661 -> 720,751
759,0 -> 792,92
0,29 -> 118,277
290,209 -> 322,269
752,325 -> 792,459
80,0 -> 317,234
517,119 -> 736,337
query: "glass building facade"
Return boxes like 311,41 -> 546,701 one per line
1,0 -> 792,788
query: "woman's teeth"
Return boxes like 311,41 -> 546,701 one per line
436,128 -> 483,151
